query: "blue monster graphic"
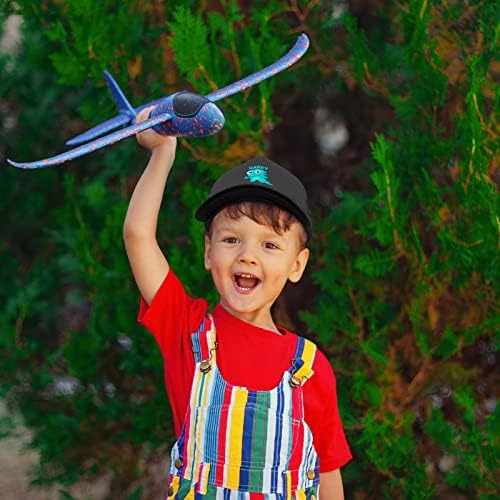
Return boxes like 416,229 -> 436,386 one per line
244,165 -> 273,186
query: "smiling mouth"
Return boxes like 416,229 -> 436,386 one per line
233,273 -> 261,293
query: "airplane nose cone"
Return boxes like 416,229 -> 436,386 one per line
192,100 -> 225,136
206,102 -> 225,133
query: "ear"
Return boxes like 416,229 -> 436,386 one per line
288,247 -> 309,283
204,234 -> 212,271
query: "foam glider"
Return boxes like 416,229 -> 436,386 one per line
7,34 -> 309,169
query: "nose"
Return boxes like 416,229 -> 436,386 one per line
237,243 -> 258,265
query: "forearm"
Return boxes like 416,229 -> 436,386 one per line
319,469 -> 344,499
123,144 -> 175,239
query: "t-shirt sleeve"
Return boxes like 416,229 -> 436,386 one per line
138,269 -> 208,359
304,349 -> 352,472
137,269 -> 208,436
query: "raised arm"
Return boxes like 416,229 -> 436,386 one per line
320,469 -> 345,499
123,107 -> 177,305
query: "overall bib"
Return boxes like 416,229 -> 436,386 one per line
166,316 -> 320,499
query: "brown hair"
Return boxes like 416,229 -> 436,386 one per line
205,201 -> 307,248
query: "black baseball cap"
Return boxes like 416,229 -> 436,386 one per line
195,156 -> 312,239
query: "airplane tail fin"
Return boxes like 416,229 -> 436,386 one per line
65,71 -> 137,146
103,71 -> 136,118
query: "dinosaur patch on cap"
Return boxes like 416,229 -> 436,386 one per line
244,165 -> 273,186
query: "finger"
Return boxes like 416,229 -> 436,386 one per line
135,106 -> 156,124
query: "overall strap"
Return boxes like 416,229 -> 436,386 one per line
289,336 -> 317,388
190,315 -> 217,373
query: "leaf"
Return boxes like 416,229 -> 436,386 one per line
354,250 -> 396,277
168,6 -> 210,87
435,327 -> 459,359
58,490 -> 76,500
361,336 -> 389,366
423,408 -> 457,452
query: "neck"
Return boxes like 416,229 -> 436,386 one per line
218,302 -> 281,334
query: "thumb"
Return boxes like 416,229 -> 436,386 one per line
135,106 -> 156,124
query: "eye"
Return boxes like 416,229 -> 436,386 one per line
264,242 -> 279,250
222,237 -> 238,244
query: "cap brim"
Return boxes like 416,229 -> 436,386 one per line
195,185 -> 312,238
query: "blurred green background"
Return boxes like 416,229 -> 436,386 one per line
0,1 -> 498,499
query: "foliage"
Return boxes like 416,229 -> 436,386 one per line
0,0 -> 498,498
301,1 -> 499,498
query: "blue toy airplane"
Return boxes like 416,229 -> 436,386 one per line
7,34 -> 309,169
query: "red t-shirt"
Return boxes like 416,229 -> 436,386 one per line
138,270 -> 352,472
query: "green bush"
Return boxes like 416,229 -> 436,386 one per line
1,1 -> 497,498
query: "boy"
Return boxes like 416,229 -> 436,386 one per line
124,108 -> 351,499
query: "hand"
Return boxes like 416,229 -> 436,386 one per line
135,106 -> 177,152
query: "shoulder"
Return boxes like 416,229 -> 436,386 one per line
301,339 -> 337,388
280,328 -> 336,385
284,329 -> 335,375
288,333 -> 337,390
138,268 -> 210,341
311,347 -> 336,378
301,343 -> 339,420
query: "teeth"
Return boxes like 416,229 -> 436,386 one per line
233,273 -> 260,292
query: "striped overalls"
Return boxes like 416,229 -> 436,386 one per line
166,315 -> 320,499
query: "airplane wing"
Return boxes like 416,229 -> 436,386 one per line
7,112 -> 172,169
205,33 -> 309,103
66,114 -> 132,145
66,98 -> 166,146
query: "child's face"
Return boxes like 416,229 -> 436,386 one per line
204,209 -> 309,324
